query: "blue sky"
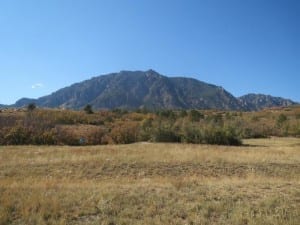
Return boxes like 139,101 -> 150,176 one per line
0,0 -> 299,104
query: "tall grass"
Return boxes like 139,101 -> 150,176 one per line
0,137 -> 299,224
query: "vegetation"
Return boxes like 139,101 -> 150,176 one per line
0,138 -> 299,225
0,106 -> 299,224
27,103 -> 36,111
0,106 -> 300,146
84,104 -> 94,114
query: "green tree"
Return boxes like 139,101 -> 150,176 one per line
27,103 -> 36,111
84,104 -> 94,114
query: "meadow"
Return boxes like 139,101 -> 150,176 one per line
0,137 -> 299,225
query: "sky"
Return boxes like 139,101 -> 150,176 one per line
0,0 -> 299,104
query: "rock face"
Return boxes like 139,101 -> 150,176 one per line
238,94 -> 297,111
12,70 -> 298,110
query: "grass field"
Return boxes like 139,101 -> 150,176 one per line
0,138 -> 299,225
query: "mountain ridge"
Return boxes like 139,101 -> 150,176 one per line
238,93 -> 297,111
4,70 -> 298,111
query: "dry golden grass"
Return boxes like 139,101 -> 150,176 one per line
0,137 -> 299,225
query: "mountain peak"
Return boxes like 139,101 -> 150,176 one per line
146,69 -> 159,74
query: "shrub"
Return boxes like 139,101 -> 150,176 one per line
151,124 -> 181,143
156,110 -> 176,120
207,113 -> 223,125
32,130 -> 57,145
181,124 -> 203,144
242,128 -> 267,139
179,110 -> 188,117
152,128 -> 180,143
188,110 -> 204,122
276,114 -> 287,127
2,107 -> 298,146
110,122 -> 139,144
203,127 -> 242,146
139,118 -> 154,141
5,126 -> 30,145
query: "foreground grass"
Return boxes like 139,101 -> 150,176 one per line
0,138 -> 299,225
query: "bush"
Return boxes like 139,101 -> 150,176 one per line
207,113 -> 223,125
188,110 -> 204,122
151,123 -> 181,143
5,127 -> 31,145
110,122 -> 139,144
179,110 -> 188,117
242,128 -> 268,139
276,114 -> 287,127
32,130 -> 57,145
139,118 -> 154,141
156,110 -> 176,120
203,127 -> 242,146
181,124 -> 203,144
152,128 -> 181,143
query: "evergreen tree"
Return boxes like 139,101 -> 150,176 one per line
84,104 -> 94,114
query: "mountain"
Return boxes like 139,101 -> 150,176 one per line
14,98 -> 36,108
238,94 -> 297,111
13,70 -> 242,110
12,70 -> 298,111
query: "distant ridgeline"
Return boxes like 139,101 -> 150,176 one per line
4,70 -> 297,111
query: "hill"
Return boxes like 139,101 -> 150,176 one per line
12,70 -> 298,110
238,94 -> 297,111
